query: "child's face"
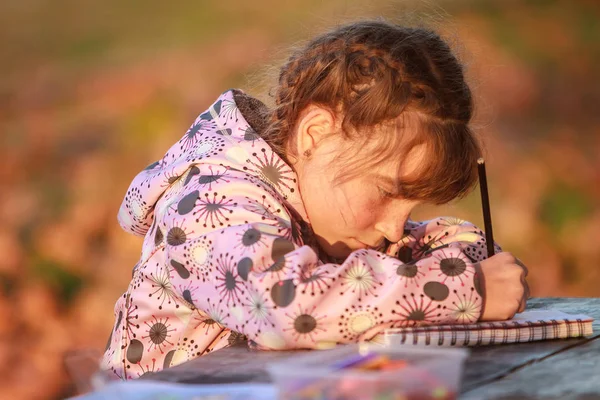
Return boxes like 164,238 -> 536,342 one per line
293,122 -> 424,260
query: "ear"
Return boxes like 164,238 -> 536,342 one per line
294,104 -> 337,156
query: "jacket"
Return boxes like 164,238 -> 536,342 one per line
101,88 -> 497,380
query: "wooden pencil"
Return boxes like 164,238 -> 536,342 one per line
477,158 -> 495,257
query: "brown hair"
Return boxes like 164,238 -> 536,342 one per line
260,18 -> 481,205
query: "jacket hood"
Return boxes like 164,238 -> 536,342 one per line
116,88 -> 308,238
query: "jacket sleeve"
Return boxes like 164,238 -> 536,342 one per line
383,216 -> 503,322
162,168 -> 488,350
384,217 -> 503,264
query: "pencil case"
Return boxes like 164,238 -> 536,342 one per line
266,342 -> 469,400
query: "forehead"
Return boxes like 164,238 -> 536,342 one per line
341,127 -> 429,181
378,143 -> 427,177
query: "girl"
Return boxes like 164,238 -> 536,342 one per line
101,19 -> 530,380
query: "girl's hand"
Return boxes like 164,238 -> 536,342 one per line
478,252 -> 530,321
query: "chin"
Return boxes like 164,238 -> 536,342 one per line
316,236 -> 354,259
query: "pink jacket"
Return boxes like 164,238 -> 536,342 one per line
101,88 -> 497,380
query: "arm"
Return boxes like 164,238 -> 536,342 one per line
163,170 -> 486,350
384,216 -> 503,321
384,217 -> 503,264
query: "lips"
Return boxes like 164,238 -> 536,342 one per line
356,239 -> 384,249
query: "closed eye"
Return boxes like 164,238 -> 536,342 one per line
378,187 -> 395,198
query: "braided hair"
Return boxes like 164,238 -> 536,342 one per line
261,19 -> 482,205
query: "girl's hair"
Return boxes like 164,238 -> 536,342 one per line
260,18 -> 481,205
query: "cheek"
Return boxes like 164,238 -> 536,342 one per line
336,183 -> 381,230
300,164 -> 339,218
299,162 -> 381,235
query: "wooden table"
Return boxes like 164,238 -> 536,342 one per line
141,298 -> 600,399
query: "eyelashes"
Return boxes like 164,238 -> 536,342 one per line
377,186 -> 396,199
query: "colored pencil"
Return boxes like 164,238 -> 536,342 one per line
477,158 -> 495,257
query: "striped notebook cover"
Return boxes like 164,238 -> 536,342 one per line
383,310 -> 595,347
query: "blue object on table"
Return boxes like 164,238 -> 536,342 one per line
67,380 -> 277,400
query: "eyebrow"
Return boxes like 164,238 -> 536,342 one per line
373,174 -> 402,192
374,174 -> 396,184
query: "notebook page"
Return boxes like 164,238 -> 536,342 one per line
384,309 -> 594,334
381,309 -> 594,346
487,310 -> 593,325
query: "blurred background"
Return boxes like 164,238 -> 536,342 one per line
0,0 -> 599,398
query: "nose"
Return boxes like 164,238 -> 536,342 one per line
374,214 -> 409,243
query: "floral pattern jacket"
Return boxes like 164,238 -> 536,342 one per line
101,88 -> 497,380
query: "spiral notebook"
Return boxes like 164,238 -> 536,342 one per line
383,310 -> 595,347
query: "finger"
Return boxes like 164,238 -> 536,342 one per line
520,282 -> 529,312
520,274 -> 531,301
515,258 -> 528,277
520,271 -> 531,298
517,294 -> 527,313
516,297 -> 524,314
522,288 -> 529,307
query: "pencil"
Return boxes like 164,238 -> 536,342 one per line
477,158 -> 495,257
